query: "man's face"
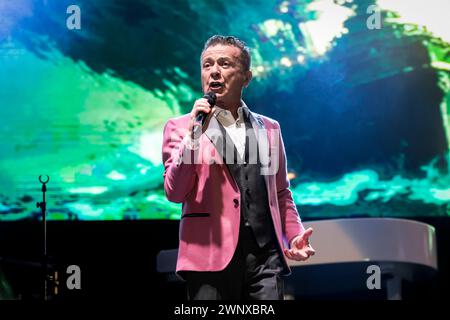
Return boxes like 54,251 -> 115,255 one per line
201,44 -> 252,106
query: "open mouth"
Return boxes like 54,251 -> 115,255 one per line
209,81 -> 223,90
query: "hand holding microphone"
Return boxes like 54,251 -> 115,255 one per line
189,91 -> 217,138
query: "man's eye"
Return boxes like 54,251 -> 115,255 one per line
203,63 -> 210,68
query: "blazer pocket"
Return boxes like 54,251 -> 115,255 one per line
181,213 -> 211,219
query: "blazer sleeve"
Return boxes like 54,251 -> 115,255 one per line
162,118 -> 198,203
274,121 -> 306,247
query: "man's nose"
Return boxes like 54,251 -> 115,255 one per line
210,63 -> 220,77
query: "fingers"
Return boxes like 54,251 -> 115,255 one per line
190,98 -> 213,120
284,249 -> 298,260
189,98 -> 213,135
284,242 -> 316,261
303,227 -> 313,239
284,248 -> 310,261
296,227 -> 313,248
291,228 -> 313,250
305,246 -> 315,256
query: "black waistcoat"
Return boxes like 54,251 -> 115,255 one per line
216,111 -> 276,248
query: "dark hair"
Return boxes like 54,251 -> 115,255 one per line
201,35 -> 251,71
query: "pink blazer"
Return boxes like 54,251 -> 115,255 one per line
162,106 -> 305,276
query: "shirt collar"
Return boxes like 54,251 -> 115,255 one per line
214,101 -> 250,127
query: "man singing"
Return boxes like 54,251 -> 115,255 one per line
162,35 -> 315,300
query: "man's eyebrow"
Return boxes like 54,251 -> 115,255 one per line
213,56 -> 234,63
202,57 -> 214,63
201,56 -> 236,66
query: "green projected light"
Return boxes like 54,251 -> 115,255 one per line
0,0 -> 449,220
0,42 -> 184,220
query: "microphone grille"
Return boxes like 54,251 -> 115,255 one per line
204,91 -> 217,106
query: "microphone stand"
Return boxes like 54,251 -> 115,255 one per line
36,175 -> 50,301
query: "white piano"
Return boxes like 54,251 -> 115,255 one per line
286,218 -> 437,299
157,218 -> 438,300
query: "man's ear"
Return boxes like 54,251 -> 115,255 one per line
244,70 -> 252,88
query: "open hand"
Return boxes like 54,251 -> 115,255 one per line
284,227 -> 315,261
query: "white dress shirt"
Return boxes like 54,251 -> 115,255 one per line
183,103 -> 250,158
213,105 -> 248,159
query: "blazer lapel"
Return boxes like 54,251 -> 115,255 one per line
203,103 -> 272,174
246,111 -> 274,215
204,115 -> 235,162
247,110 -> 271,171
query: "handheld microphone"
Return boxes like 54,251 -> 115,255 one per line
193,91 -> 216,135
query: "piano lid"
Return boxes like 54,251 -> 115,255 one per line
288,218 -> 437,270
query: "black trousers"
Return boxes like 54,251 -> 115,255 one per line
184,220 -> 285,300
